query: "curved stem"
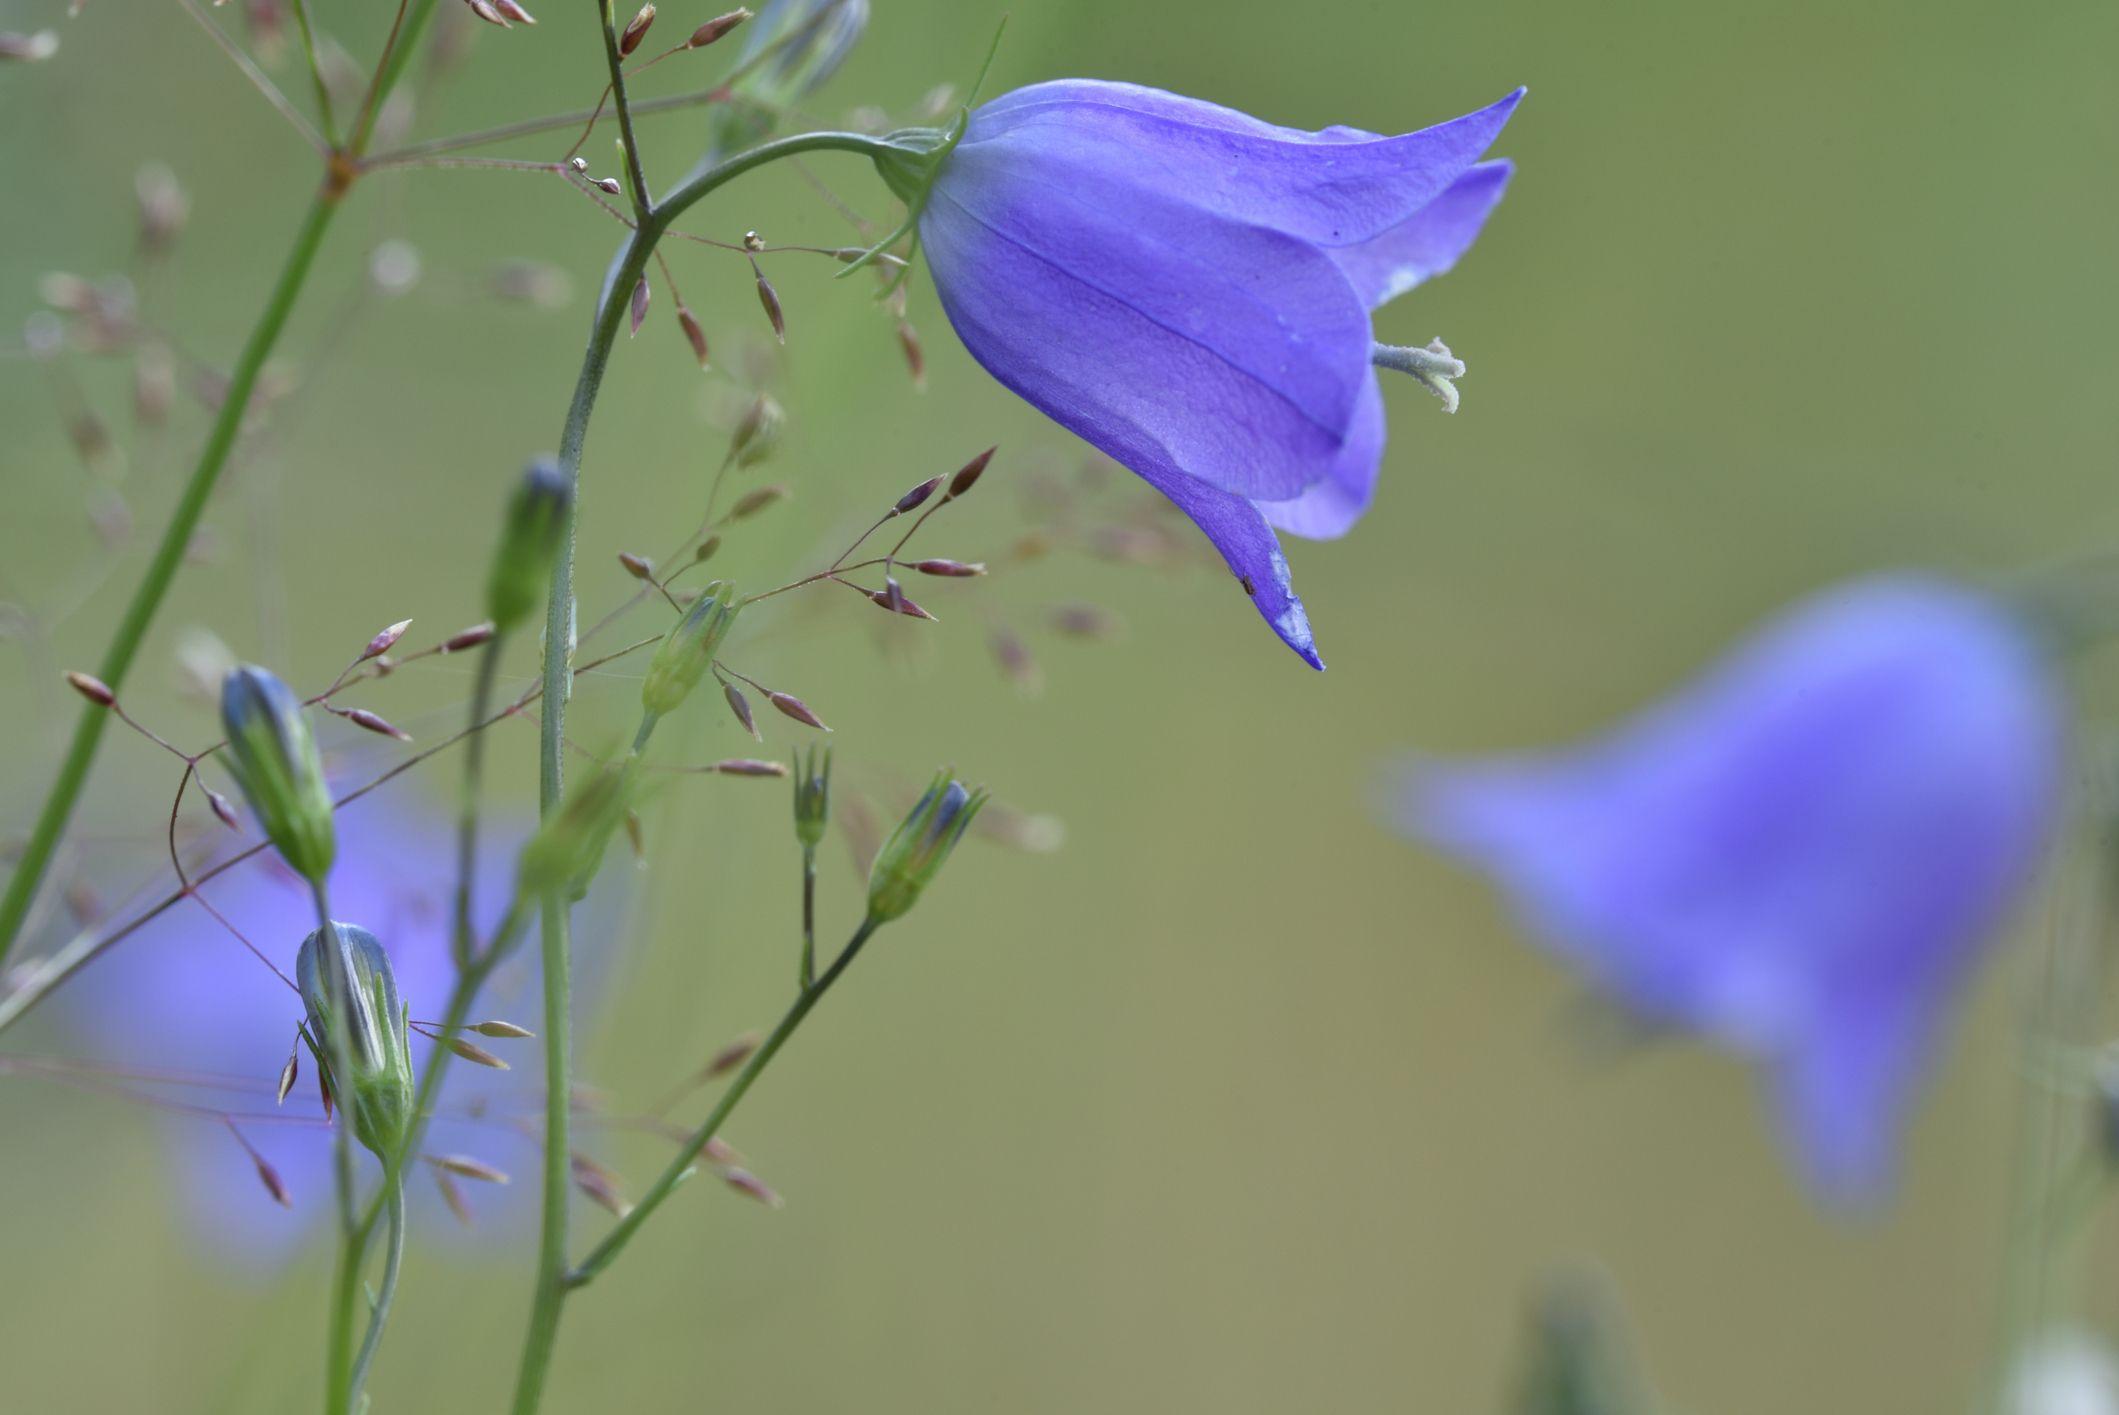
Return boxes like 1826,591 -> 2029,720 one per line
507,126 -> 902,1415
349,1177 -> 408,1402
569,918 -> 878,1289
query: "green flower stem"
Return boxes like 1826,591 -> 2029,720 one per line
452,636 -> 505,968
0,0 -> 442,973
509,125 -> 902,1415
310,881 -> 368,1415
800,846 -> 818,989
349,1174 -> 408,1401
568,917 -> 880,1290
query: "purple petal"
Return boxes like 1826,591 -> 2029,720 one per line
1152,471 -> 1321,669
1332,160 -> 1515,311
965,81 -> 1523,250
1402,575 -> 2062,1199
1771,989 -> 1936,1205
1254,372 -> 1386,541
925,146 -> 1373,502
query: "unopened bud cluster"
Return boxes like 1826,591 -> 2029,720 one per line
297,922 -> 416,1160
641,580 -> 742,717
219,665 -> 335,883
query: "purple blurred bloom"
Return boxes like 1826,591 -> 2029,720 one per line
62,791 -> 559,1260
1400,576 -> 2064,1202
918,80 -> 1522,668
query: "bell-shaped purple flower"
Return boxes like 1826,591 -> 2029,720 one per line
910,80 -> 1523,668
1398,576 -> 2065,1202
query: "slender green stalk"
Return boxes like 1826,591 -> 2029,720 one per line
350,1177 -> 408,1399
0,0 -> 442,973
310,882 -> 367,1415
508,124 -> 902,1415
570,918 -> 878,1288
286,0 -> 339,149
452,638 -> 505,968
0,190 -> 340,967
800,847 -> 818,989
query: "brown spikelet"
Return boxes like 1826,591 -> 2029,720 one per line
362,619 -> 412,660
206,787 -> 242,831
896,321 -> 926,389
767,692 -> 829,732
990,625 -> 1042,695
431,1154 -> 511,1184
947,446 -> 995,500
705,1031 -> 760,1077
913,559 -> 985,578
618,2 -> 655,55
276,1052 -> 299,1106
618,552 -> 655,581
869,581 -> 936,620
254,1153 -> 292,1208
623,809 -> 646,859
0,31 -> 60,62
629,276 -> 650,337
465,0 -> 507,26
711,758 -> 786,777
754,269 -> 785,343
593,176 -> 624,196
441,1036 -> 510,1070
693,535 -> 722,564
1050,603 -> 1122,639
434,1167 -> 475,1227
472,1019 -> 535,1039
492,0 -> 536,21
893,475 -> 945,515
442,622 -> 498,653
64,671 -> 115,707
344,707 -> 413,742
723,683 -> 759,740
686,8 -> 748,46
721,1167 -> 783,1208
571,1153 -> 632,1217
677,306 -> 710,370
729,485 -> 787,521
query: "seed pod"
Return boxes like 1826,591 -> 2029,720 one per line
618,2 -> 655,55
686,8 -> 749,47
219,665 -> 335,883
296,922 -> 416,1160
485,458 -> 571,633
619,552 -> 655,582
866,773 -> 987,924
641,580 -> 742,717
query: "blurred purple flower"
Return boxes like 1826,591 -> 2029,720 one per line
62,791 -> 557,1260
917,80 -> 1522,668
1399,576 -> 2064,1202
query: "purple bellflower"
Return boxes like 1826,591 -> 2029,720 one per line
886,80 -> 1523,668
1399,576 -> 2065,1202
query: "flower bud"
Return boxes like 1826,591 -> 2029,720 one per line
517,765 -> 637,901
219,665 -> 335,883
792,745 -> 831,849
486,457 -> 572,633
866,772 -> 986,923
296,922 -> 415,1160
641,580 -> 741,717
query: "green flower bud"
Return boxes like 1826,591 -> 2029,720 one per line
219,665 -> 335,883
866,772 -> 986,923
726,393 -> 785,470
792,745 -> 831,849
641,581 -> 741,718
485,456 -> 572,633
296,922 -> 415,1161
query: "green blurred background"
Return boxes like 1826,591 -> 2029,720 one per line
3,0 -> 2117,1409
